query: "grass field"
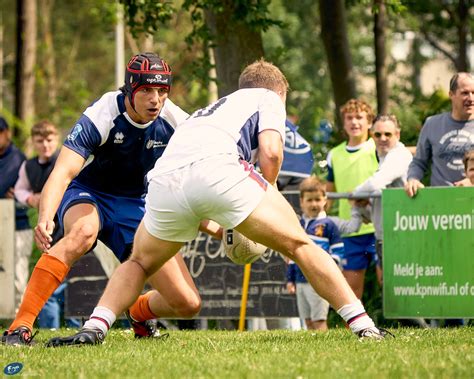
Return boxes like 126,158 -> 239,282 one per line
1,327 -> 473,378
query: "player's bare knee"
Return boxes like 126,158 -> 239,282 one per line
171,293 -> 201,318
65,223 -> 97,253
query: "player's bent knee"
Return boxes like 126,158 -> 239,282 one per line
170,294 -> 202,318
65,223 -> 98,253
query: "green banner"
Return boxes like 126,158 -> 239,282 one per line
382,187 -> 474,318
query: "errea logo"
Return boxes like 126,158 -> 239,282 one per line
114,132 -> 124,144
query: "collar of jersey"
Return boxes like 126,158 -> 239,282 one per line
123,112 -> 155,129
302,211 -> 326,223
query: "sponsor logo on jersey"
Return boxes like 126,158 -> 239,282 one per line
79,192 -> 91,197
146,139 -> 167,149
114,132 -> 125,144
67,124 -> 83,141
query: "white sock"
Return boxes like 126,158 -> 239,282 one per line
337,300 -> 375,333
83,306 -> 117,335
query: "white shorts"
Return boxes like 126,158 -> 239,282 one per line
296,282 -> 330,321
143,154 -> 268,242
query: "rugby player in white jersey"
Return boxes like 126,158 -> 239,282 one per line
48,59 -> 390,346
2,53 -> 222,346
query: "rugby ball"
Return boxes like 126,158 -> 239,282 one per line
223,229 -> 267,265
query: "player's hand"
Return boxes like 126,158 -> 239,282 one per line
286,282 -> 296,294
35,220 -> 55,251
404,179 -> 424,197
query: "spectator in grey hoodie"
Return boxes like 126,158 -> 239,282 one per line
405,72 -> 474,197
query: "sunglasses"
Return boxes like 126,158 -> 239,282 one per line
373,131 -> 393,138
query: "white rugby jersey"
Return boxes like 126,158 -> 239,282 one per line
148,88 -> 286,178
64,91 -> 188,197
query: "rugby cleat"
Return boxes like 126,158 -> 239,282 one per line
1,327 -> 37,346
46,328 -> 104,347
358,327 -> 394,340
125,310 -> 169,339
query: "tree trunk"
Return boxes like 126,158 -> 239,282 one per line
374,0 -> 388,114
318,0 -> 356,128
410,35 -> 423,100
456,0 -> 469,71
204,1 -> 264,97
39,0 -> 57,112
15,0 -> 37,138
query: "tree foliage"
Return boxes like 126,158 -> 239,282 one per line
401,0 -> 473,71
120,0 -> 174,37
0,0 -> 470,153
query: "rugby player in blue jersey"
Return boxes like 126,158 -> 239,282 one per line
48,59 -> 391,346
2,53 -> 219,346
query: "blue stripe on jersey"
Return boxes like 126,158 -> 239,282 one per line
64,92 -> 176,197
237,112 -> 259,162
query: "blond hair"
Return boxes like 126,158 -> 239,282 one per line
340,99 -> 375,124
238,59 -> 289,94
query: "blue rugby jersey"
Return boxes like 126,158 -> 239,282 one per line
64,91 -> 188,197
287,214 -> 345,283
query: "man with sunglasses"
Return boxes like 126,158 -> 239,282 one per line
352,115 -> 412,271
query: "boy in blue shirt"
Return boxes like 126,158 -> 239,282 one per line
287,176 -> 361,330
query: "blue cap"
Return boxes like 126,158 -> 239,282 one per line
0,116 -> 9,131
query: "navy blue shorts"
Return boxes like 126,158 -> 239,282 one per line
341,233 -> 378,271
56,181 -> 145,262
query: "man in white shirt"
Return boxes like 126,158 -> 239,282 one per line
353,114 -> 412,271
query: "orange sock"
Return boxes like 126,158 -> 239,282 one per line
129,291 -> 157,322
9,254 -> 69,332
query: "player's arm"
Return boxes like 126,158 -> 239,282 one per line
257,129 -> 283,185
35,146 -> 86,251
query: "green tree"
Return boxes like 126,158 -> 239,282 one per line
403,0 -> 473,71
